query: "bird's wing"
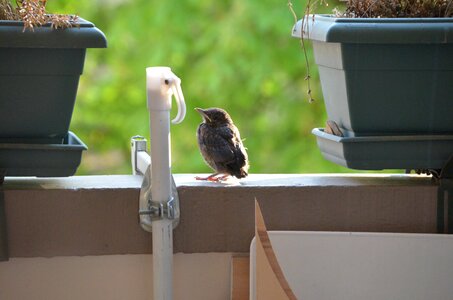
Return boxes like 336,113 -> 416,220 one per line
200,126 -> 237,164
214,125 -> 248,176
223,126 -> 248,177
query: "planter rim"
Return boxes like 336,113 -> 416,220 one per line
0,131 -> 87,151
314,14 -> 453,23
0,16 -> 95,27
312,128 -> 453,170
292,14 -> 453,44
0,131 -> 87,177
0,17 -> 107,48
312,128 -> 453,143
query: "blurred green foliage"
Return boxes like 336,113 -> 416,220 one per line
46,0 -> 388,175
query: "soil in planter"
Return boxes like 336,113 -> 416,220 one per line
339,0 -> 453,18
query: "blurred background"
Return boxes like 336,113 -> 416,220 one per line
46,0 -> 387,175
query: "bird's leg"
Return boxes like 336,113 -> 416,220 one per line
216,174 -> 231,182
195,173 -> 232,182
195,173 -> 220,181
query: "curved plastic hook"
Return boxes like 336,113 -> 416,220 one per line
169,76 -> 186,124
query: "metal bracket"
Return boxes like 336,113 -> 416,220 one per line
131,136 -> 180,233
131,135 -> 148,176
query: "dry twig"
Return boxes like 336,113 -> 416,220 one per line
0,0 -> 79,31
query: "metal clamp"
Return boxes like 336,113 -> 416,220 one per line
139,196 -> 177,221
131,135 -> 148,176
131,136 -> 180,233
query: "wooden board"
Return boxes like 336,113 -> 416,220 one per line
231,256 -> 250,300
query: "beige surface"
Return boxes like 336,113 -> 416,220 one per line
0,253 -> 231,300
251,231 -> 453,300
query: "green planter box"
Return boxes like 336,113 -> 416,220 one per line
0,18 -> 107,143
293,15 -> 453,137
0,131 -> 87,177
312,128 -> 453,170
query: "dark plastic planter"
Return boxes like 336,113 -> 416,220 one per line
312,128 -> 453,170
0,18 -> 107,143
0,131 -> 87,177
292,15 -> 453,137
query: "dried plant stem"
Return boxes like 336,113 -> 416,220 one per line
0,0 -> 18,20
288,0 -> 328,103
445,0 -> 453,17
0,0 -> 78,31
301,0 -> 315,103
287,0 -> 298,24
288,0 -> 316,103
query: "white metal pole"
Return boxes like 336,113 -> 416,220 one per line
149,110 -> 173,300
146,67 -> 185,300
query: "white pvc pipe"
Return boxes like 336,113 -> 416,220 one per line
149,110 -> 173,300
146,66 -> 185,300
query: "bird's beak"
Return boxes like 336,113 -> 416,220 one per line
195,108 -> 211,122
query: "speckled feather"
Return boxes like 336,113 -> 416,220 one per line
196,108 -> 249,178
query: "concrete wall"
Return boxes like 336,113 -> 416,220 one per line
2,174 -> 439,257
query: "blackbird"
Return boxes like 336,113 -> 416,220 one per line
195,107 -> 249,182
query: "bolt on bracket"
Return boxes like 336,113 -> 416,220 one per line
139,196 -> 177,220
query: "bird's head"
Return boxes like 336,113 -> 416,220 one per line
195,107 -> 233,126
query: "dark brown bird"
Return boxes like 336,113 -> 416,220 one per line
195,107 -> 249,182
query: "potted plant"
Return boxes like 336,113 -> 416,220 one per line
0,0 -> 107,176
291,0 -> 453,171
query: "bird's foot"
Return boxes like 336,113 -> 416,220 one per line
195,174 -> 219,181
215,174 -> 231,182
195,173 -> 230,182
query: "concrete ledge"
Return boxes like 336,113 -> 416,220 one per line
2,174 -> 438,257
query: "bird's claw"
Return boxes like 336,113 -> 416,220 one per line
195,175 -> 217,181
195,174 -> 230,182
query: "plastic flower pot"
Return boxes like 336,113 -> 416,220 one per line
0,18 -> 107,144
293,15 -> 453,137
292,15 -> 453,170
0,18 -> 106,177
